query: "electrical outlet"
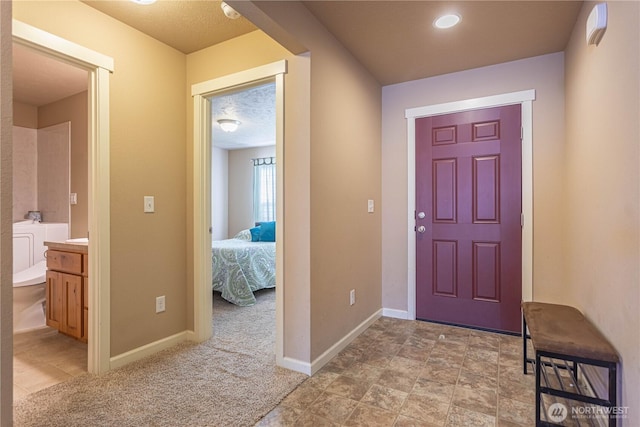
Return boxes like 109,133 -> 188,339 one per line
350,289 -> 356,306
156,295 -> 166,313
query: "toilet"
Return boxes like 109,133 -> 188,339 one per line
13,220 -> 68,333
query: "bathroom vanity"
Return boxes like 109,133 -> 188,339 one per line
44,241 -> 88,343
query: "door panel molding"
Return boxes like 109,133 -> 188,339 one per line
406,90 -> 535,321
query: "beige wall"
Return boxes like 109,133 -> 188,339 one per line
228,145 -> 275,237
13,100 -> 36,128
39,91 -> 88,238
0,1 -> 13,422
14,1 -> 188,356
12,126 -> 36,221
381,52 -> 566,311
564,1 -> 640,418
37,122 -> 70,224
184,29 -> 292,333
235,2 -> 383,362
211,146 -> 228,241
12,92 -> 88,235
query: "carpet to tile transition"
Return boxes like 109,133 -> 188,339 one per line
13,290 -> 306,427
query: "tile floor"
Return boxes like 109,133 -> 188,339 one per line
257,317 -> 535,426
13,327 -> 87,402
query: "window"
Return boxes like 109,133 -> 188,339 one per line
253,157 -> 276,223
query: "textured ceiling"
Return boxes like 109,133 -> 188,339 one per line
13,43 -> 88,107
211,82 -> 275,150
81,0 -> 257,54
302,1 -> 583,85
13,1 -> 583,148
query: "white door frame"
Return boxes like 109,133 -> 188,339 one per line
191,60 -> 286,365
12,20 -> 113,374
405,90 -> 535,321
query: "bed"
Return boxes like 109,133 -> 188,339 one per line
211,229 -> 275,306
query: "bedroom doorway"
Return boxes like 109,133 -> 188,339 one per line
210,82 -> 277,305
191,61 -> 286,364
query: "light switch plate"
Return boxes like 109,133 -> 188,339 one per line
144,196 -> 155,213
70,193 -> 78,205
367,199 -> 374,213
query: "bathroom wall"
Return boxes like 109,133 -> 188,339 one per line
12,92 -> 88,237
13,101 -> 37,128
36,122 -> 70,224
11,122 -> 70,225
39,91 -> 88,238
12,126 -> 37,221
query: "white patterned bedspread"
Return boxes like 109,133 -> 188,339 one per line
211,231 -> 275,306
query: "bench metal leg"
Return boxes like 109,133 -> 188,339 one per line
523,314 -> 529,375
609,364 -> 617,427
535,352 -> 542,425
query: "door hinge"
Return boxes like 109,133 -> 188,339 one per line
521,213 -> 524,228
521,127 -> 524,140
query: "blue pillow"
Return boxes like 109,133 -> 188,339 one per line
249,226 -> 261,242
259,221 -> 276,242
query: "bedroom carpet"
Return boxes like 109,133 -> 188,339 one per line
13,289 -> 307,426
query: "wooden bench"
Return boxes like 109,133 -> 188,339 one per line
522,302 -> 620,426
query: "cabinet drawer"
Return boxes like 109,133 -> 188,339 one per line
46,250 -> 83,274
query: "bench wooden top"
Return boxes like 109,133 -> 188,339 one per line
522,302 -> 619,363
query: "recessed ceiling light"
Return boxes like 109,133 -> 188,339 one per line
130,0 -> 156,5
434,14 -> 461,29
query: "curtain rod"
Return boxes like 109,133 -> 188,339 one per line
252,157 -> 275,166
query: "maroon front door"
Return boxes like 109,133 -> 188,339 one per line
415,105 -> 522,333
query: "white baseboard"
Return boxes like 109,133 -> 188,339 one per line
308,308 -> 382,376
280,356 -> 312,376
382,308 -> 409,319
110,331 -> 189,370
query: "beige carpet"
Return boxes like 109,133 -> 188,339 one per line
14,289 -> 307,426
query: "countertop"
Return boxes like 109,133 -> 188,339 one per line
44,240 -> 88,254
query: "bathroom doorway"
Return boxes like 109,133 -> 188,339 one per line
10,21 -> 114,400
12,41 -> 89,399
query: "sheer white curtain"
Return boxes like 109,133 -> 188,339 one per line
253,158 -> 276,223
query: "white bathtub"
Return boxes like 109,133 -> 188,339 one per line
13,220 -> 69,333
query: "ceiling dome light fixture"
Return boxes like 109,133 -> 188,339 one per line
221,1 -> 241,19
218,119 -> 241,132
434,14 -> 461,29
129,0 -> 157,5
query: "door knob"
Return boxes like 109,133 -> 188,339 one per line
417,225 -> 426,233
417,211 -> 426,219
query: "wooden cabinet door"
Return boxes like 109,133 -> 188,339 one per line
46,271 -> 62,329
61,273 -> 83,339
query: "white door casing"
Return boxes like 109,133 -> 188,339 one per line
12,20 -> 113,374
191,60 -> 286,365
